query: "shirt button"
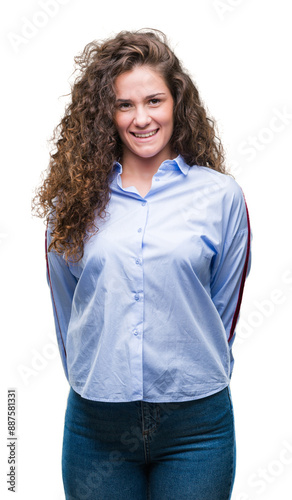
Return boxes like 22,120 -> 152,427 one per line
137,228 -> 142,233
135,259 -> 141,265
133,329 -> 138,336
141,202 -> 146,207
155,178 -> 160,182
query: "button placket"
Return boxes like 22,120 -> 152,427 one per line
129,200 -> 148,397
131,202 -> 148,343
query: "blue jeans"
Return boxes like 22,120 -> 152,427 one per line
62,387 -> 236,499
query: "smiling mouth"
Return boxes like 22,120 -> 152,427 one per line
131,129 -> 159,138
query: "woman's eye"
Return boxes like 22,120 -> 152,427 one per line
117,102 -> 132,110
149,99 -> 160,105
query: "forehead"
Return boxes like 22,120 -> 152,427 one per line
114,65 -> 169,98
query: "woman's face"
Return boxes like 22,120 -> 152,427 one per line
114,65 -> 175,164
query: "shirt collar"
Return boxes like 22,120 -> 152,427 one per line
167,155 -> 190,176
113,161 -> 123,174
113,155 -> 190,176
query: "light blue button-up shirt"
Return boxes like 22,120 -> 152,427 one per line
46,155 -> 251,402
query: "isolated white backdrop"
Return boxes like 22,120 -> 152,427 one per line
1,0 -> 291,498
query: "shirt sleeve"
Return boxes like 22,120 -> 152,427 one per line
45,225 -> 78,380
210,186 -> 252,346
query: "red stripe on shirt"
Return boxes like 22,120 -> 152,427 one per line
228,194 -> 251,343
45,227 -> 67,357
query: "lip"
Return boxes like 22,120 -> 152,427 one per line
130,129 -> 159,139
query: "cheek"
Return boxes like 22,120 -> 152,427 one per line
115,115 -> 127,135
160,106 -> 174,129
163,114 -> 174,134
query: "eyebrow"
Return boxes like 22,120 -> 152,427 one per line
116,92 -> 166,103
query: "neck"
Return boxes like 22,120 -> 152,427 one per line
121,148 -> 176,180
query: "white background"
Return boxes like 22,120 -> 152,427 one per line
1,0 -> 292,498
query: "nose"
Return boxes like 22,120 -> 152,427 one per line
133,105 -> 151,128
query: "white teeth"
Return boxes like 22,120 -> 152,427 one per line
133,130 -> 158,138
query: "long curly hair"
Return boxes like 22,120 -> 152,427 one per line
32,29 -> 227,262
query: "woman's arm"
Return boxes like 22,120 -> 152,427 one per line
45,226 -> 78,379
210,187 -> 252,360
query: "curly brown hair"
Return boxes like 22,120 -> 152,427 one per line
32,29 -> 227,262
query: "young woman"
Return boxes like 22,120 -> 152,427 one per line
33,29 -> 251,500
